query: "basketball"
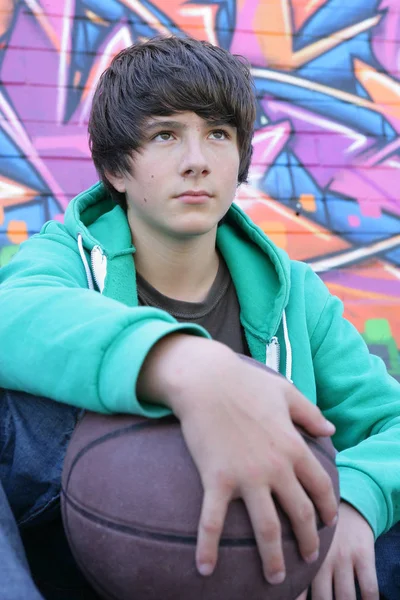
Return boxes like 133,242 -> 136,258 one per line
61,356 -> 339,600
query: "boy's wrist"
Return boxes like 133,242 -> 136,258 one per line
136,334 -> 233,416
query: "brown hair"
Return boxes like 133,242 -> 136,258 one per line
88,36 -> 256,209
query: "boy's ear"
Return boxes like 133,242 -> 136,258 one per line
105,170 -> 127,193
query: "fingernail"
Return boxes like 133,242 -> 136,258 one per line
198,563 -> 213,576
267,571 -> 285,584
305,549 -> 319,564
324,420 -> 336,434
328,514 -> 338,527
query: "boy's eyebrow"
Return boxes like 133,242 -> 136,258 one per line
144,120 -> 185,132
144,118 -> 236,132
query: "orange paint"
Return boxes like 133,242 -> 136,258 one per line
73,70 -> 82,87
292,0 -> 329,31
85,9 -> 109,26
253,1 -> 380,71
238,186 -> 348,262
299,193 -> 316,213
354,58 -> 400,123
0,0 -> 15,38
325,274 -> 400,347
326,282 -> 396,302
259,220 -> 288,250
145,0 -> 218,41
0,176 -> 38,209
7,221 -> 28,244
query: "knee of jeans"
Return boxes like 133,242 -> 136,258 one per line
0,389 -> 81,525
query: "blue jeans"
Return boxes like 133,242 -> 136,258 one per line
0,388 -> 99,599
0,480 -> 43,599
0,388 -> 399,599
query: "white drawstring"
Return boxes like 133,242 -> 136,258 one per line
282,310 -> 293,383
77,233 -> 95,290
78,230 -> 294,381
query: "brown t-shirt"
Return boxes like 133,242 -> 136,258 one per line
137,257 -> 250,356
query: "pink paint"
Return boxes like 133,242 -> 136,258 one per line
34,135 -> 91,157
348,215 -> 361,227
229,0 -> 266,65
249,121 -> 292,181
329,167 -> 400,219
372,0 -> 400,80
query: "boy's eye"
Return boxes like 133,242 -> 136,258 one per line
154,131 -> 173,141
210,129 -> 229,140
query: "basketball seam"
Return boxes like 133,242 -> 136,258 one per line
65,417 -> 176,491
66,418 -> 336,493
61,489 -> 330,545
62,490 -> 258,546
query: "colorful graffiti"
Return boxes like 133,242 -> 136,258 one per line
0,0 -> 399,378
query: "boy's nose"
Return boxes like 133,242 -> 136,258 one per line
179,141 -> 211,178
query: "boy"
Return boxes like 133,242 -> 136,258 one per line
0,36 -> 399,599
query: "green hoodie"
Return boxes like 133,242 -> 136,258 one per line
1,182 -> 399,539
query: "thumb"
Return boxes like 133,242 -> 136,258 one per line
288,389 -> 335,438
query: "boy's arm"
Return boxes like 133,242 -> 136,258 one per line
0,225 -> 208,416
0,227 -> 340,582
306,268 -> 400,538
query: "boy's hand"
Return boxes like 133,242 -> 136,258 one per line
138,334 -> 338,583
297,502 -> 378,600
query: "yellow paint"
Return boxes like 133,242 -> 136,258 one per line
85,9 -> 109,26
7,221 -> 28,244
299,193 -> 316,213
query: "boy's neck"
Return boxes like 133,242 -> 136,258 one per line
130,223 -> 220,303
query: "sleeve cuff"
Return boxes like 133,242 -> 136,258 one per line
98,319 -> 210,416
338,466 -> 388,538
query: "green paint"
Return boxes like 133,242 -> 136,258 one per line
0,245 -> 19,268
363,319 -> 400,376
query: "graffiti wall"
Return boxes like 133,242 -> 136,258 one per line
0,0 -> 399,378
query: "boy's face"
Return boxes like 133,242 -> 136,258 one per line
107,112 -> 240,242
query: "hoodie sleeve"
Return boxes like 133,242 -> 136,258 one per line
305,268 -> 400,538
0,223 -> 210,417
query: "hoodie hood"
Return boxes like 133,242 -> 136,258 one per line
64,182 -> 293,377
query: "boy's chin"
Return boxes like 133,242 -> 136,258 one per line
172,222 -> 219,239
169,217 -> 221,238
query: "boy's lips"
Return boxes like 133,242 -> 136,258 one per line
175,190 -> 212,203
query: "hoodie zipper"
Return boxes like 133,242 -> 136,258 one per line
90,245 -> 107,293
266,336 -> 280,373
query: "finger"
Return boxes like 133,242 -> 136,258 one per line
295,590 -> 308,600
196,488 -> 229,576
311,563 -> 334,600
275,478 -> 319,563
242,487 -> 285,584
355,553 -> 379,600
287,388 -> 335,438
333,560 -> 357,600
295,450 -> 338,528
